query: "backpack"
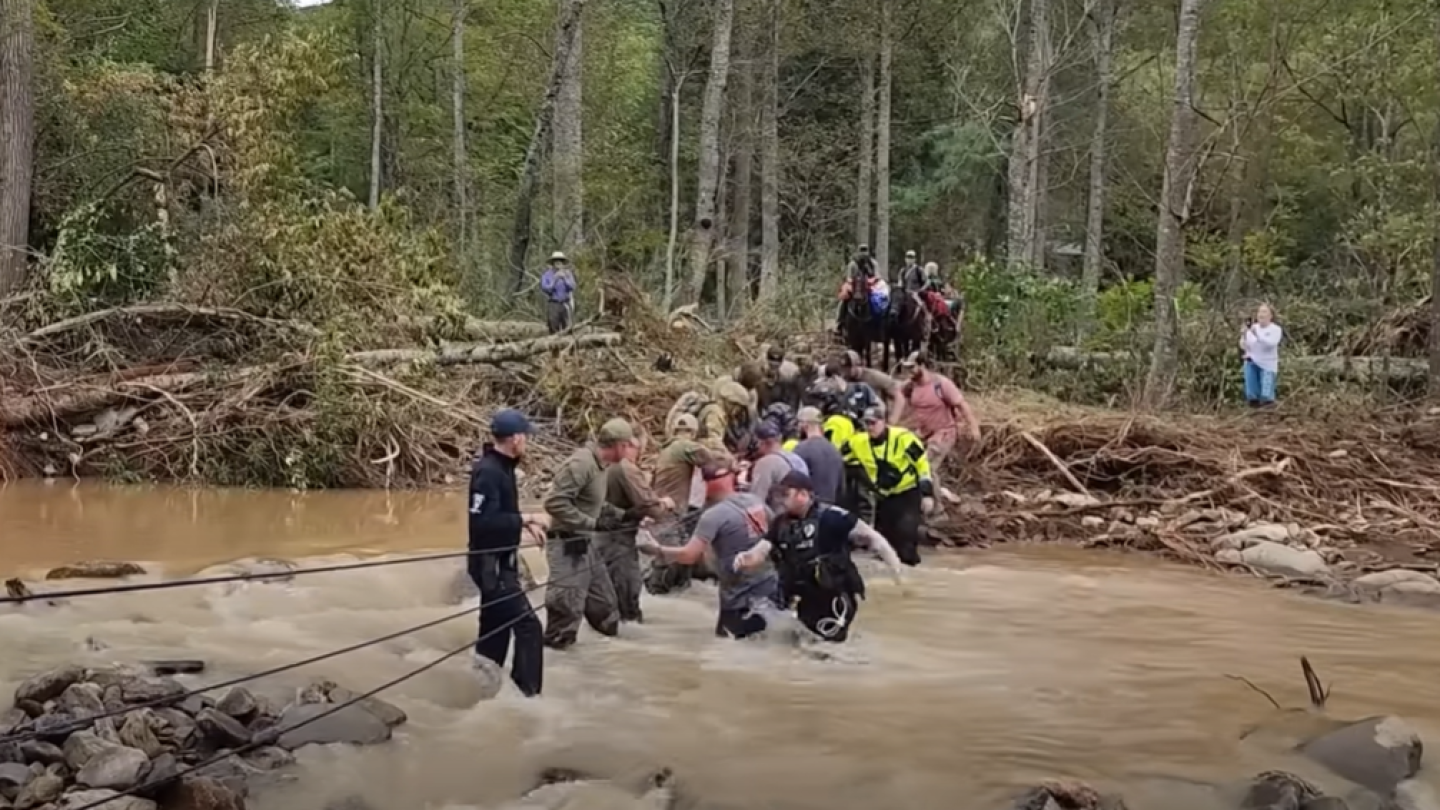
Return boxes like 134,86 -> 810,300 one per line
666,391 -> 712,438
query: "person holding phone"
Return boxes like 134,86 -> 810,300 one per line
1241,303 -> 1284,407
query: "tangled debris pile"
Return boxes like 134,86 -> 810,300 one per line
936,405 -> 1440,598
0,666 -> 406,810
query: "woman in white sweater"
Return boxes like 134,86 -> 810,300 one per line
1240,303 -> 1283,406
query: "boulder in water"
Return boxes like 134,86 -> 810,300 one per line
1351,571 -> 1440,609
57,789 -> 157,810
214,688 -> 257,722
0,762 -> 33,799
143,660 -> 206,676
274,703 -> 392,749
117,710 -> 164,758
14,666 -> 85,705
44,562 -> 145,580
1009,780 -> 1128,810
162,776 -> 246,810
196,708 -> 250,748
323,686 -> 406,728
1299,716 -> 1423,794
1239,771 -> 1324,810
75,743 -> 148,791
57,684 -> 104,718
1240,541 -> 1330,577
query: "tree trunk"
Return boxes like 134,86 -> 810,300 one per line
664,77 -> 685,310
856,53 -> 875,249
1142,0 -> 1208,408
0,0 -> 35,295
507,0 -> 587,294
728,29 -> 754,320
758,0 -> 780,300
451,0 -> 469,253
205,0 -> 219,72
685,0 -> 736,304
368,0 -> 383,211
874,0 -> 893,278
1007,0 -> 1048,268
1431,3 -> 1440,392
553,5 -> 584,252
1080,0 -> 1115,329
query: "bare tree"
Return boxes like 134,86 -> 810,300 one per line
0,0 -> 36,294
205,0 -> 219,72
758,0 -> 780,299
553,2 -> 584,251
1080,0 -> 1116,327
1006,0 -> 1051,268
856,53 -> 874,249
727,12 -> 756,320
368,0 -> 383,211
664,69 -> 689,310
1143,0 -> 1209,407
1431,4 -> 1440,393
685,0 -> 736,303
874,0 -> 893,277
507,0 -> 587,293
451,0 -> 469,252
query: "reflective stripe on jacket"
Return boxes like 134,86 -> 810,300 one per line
845,426 -> 932,497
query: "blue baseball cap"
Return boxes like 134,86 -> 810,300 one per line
490,409 -> 533,438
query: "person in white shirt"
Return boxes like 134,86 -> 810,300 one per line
1241,303 -> 1283,407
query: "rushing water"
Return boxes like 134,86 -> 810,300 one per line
2,480 -> 1438,810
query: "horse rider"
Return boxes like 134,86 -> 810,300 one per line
733,471 -> 904,643
845,404 -> 935,567
835,245 -> 878,336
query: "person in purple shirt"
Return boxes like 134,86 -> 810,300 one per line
540,251 -> 577,334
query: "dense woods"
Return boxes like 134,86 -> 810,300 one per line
3,0 -> 1440,418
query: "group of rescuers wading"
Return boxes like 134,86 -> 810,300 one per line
466,345 -> 981,697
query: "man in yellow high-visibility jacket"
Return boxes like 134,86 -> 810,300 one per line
845,405 -> 934,566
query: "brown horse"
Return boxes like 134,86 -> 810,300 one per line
839,277 -> 884,366
885,289 -> 930,368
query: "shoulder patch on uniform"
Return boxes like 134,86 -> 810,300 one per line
469,493 -> 486,514
905,441 -> 925,461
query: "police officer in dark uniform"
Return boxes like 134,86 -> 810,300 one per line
733,471 -> 904,642
468,408 -> 550,697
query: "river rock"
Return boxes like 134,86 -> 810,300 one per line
142,752 -> 181,790
214,689 -> 257,722
1009,780 -> 1127,810
1240,771 -> 1323,810
0,711 -> 27,737
57,684 -> 104,718
243,747 -> 295,771
1352,571 -> 1440,609
119,677 -> 186,706
274,702 -> 392,749
152,708 -> 195,747
62,732 -> 112,770
1240,541 -> 1330,577
1299,716 -> 1423,794
15,666 -> 85,705
0,763 -> 32,799
56,790 -> 157,810
143,661 -> 206,677
118,710 -> 164,758
31,713 -> 76,743
44,562 -> 146,580
324,687 -> 406,728
18,742 -> 64,767
162,776 -> 245,810
1214,524 -> 1294,550
75,743 -> 148,790
196,708 -> 250,748
12,770 -> 62,809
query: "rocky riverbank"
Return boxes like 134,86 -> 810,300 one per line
0,664 -> 407,810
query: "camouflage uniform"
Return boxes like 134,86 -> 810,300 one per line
603,458 -> 668,622
542,445 -> 627,649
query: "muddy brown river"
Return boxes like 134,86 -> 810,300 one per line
2,480 -> 1438,810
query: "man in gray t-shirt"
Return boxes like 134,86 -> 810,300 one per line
791,407 -> 844,504
746,422 -> 808,511
637,461 -> 782,639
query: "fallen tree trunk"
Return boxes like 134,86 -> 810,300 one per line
18,303 -> 322,344
347,332 -> 620,368
0,368 -> 269,426
1043,347 -> 1427,382
394,316 -> 565,341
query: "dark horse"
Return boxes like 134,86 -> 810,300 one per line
839,277 -> 884,366
885,289 -> 930,368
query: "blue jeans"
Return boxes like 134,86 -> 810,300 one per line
1243,360 -> 1277,403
